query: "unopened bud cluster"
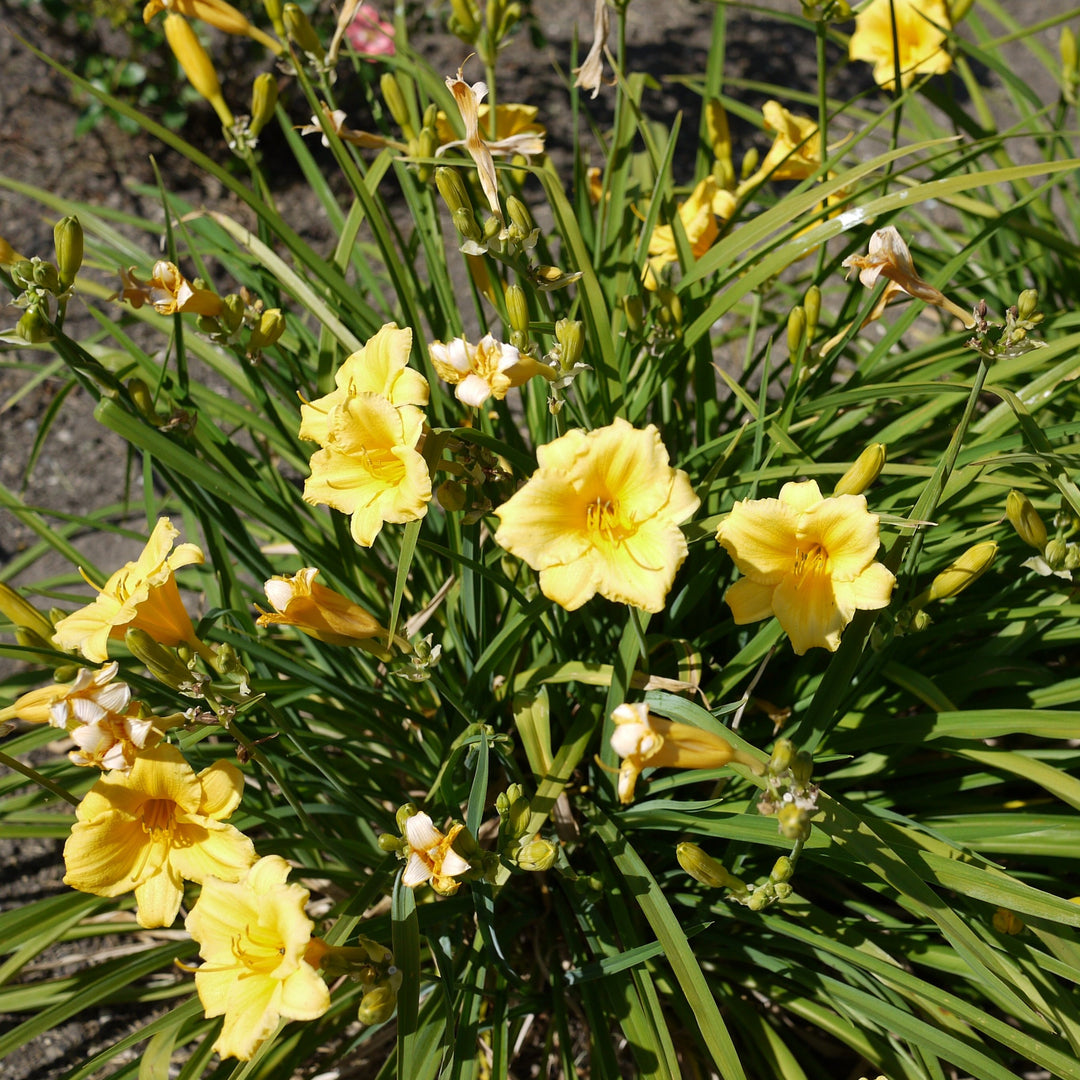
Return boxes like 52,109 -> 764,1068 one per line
677,842 -> 795,911
757,738 -> 817,843
1008,490 -> 1080,581
968,289 -> 1046,361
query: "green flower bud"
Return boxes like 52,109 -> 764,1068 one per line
436,167 -> 471,215
777,802 -> 811,841
555,318 -> 584,368
32,260 -> 61,294
16,309 -> 53,344
125,628 -> 197,691
923,541 -> 998,603
53,215 -> 84,289
248,308 -> 286,353
380,71 -> 415,139
1062,26 -> 1078,79
770,856 -> 794,884
676,842 -> 744,891
14,625 -> 56,659
516,836 -> 557,872
452,207 -> 483,244
656,285 -> 682,329
773,881 -> 793,900
449,0 -> 480,41
1006,490 -> 1048,552
622,295 -> 645,335
283,3 -> 323,59
378,832 -> 403,853
395,802 -> 418,833
263,0 -> 285,32
787,305 -> 806,357
219,293 -> 246,334
416,128 -> 438,183
1065,544 -> 1080,572
128,377 -> 165,426
506,195 -> 533,236
10,259 -> 36,289
791,750 -> 814,789
357,983 -> 398,1025
740,146 -> 759,181
804,284 -> 821,337
768,738 -> 796,776
1016,289 -> 1039,322
436,479 -> 466,512
505,283 -> 530,336
834,443 -> 886,496
249,72 -> 278,138
0,582 -> 56,641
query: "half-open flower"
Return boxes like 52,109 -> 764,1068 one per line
716,479 -> 895,654
52,518 -> 206,664
186,855 -> 331,1060
645,176 -> 736,289
428,334 -> 541,407
610,702 -> 761,804
842,226 -> 973,328
494,419 -> 700,613
63,744 -> 255,927
401,812 -> 471,895
849,0 -> 952,90
116,260 -> 223,317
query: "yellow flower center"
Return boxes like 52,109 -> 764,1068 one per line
140,798 -> 177,834
232,922 -> 288,974
585,497 -> 633,545
793,542 -> 831,584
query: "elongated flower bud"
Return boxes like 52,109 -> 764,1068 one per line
249,73 -> 278,138
1006,490 -> 1047,552
436,166 -> 471,214
787,305 -> 806,357
0,582 -> 56,641
53,215 -> 84,289
677,843 -> 747,892
248,308 -> 286,353
803,284 -> 821,337
283,3 -> 323,59
380,71 -> 415,139
125,628 -> 197,691
164,14 -> 234,127
920,541 -> 998,605
506,284 -> 529,336
834,443 -> 886,496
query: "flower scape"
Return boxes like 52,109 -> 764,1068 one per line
2,2 -> 1080,1077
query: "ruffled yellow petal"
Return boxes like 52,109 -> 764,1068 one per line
716,498 -> 798,583
834,561 -> 895,612
211,974 -> 281,1060
493,476 -> 592,571
778,480 -> 823,514
63,811 -> 143,895
771,570 -> 853,654
335,324 -> 429,407
197,760 -> 246,819
723,576 -> 777,625
170,817 -> 255,884
799,493 -> 881,582
279,963 -> 332,1021
133,863 -> 185,928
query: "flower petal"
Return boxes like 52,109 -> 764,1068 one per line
799,493 -> 882,581
716,498 -> 798,583
133,863 -> 185,928
834,561 -> 895,612
723,577 -> 777,625
771,571 -> 853,654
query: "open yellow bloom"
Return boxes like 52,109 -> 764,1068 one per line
849,0 -> 952,90
255,567 -> 390,647
299,323 -> 428,446
63,744 -> 255,927
645,175 -> 736,289
52,518 -> 206,664
116,260 -> 223,317
401,812 -> 471,895
494,419 -> 700,613
842,226 -> 973,328
428,334 -> 541,407
303,395 -> 431,548
186,855 -> 331,1060
610,702 -> 761,804
716,480 -> 894,654
435,103 -> 545,149
742,101 -> 823,187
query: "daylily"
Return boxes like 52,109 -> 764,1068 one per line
434,102 -> 545,149
574,0 -> 611,98
849,0 -> 952,90
303,396 -> 431,548
610,702 -> 761,804
493,419 -> 700,613
716,479 -> 895,654
297,103 -> 404,151
842,226 -> 973,328
52,518 -> 207,665
162,13 -> 235,128
428,334 -> 541,407
299,323 -> 428,446
63,744 -> 255,927
740,101 -> 824,188
401,812 -> 471,895
256,567 -> 403,656
116,260 -> 224,317
645,175 -> 736,289
440,69 -> 545,220
186,855 -> 331,1060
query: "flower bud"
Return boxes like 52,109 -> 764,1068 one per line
923,541 -> 998,603
53,215 -> 83,289
804,284 -> 821,337
436,480 -> 466,512
770,855 -> 794,884
10,259 -> 35,288
740,146 -> 759,181
1062,26 -> 1078,78
777,802 -> 811,841
452,207 -> 483,244
164,14 -> 234,127
16,309 -> 53,344
768,738 -> 796,775
380,71 -> 415,139
622,295 -> 644,334
705,99 -> 732,176
32,260 -> 61,294
248,308 -> 286,353
516,836 -> 557,872
449,0 -> 480,40
395,802 -> 418,834
506,195 -> 533,236
357,982 -> 398,1025
834,443 -> 886,496
505,283 -> 530,336
787,305 -> 806,358
1016,289 -> 1039,322
127,377 -> 165,426
0,583 -> 55,641
416,127 -> 438,183
263,0 -> 284,32
655,285 -> 682,329
249,73 -> 278,138
436,166 -> 471,215
555,318 -> 584,368
219,293 -> 246,334
125,628 -> 198,691
378,832 -> 403,853
676,842 -> 745,892
1065,544 -> 1080,571
1006,490 -> 1047,552
533,265 -> 583,290
283,3 -> 323,59
791,750 -> 813,789
992,907 -> 1024,935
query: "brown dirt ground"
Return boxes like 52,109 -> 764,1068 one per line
0,1 -> 1068,1076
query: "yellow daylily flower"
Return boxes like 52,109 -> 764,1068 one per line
255,567 -> 394,648
63,744 -> 255,928
162,13 -> 235,127
434,102 -> 545,148
116,260 -> 224,317
186,855 -> 331,1060
145,0 -> 282,53
401,812 -> 471,895
52,518 -> 207,664
428,334 -> 541,407
644,175 -> 736,289
741,101 -> 823,188
610,702 -> 761,804
716,479 -> 895,654
842,225 -> 974,328
303,396 -> 431,548
493,418 -> 700,613
299,323 -> 428,446
849,0 -> 952,91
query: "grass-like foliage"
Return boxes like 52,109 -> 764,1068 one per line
4,1 -> 1080,1077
